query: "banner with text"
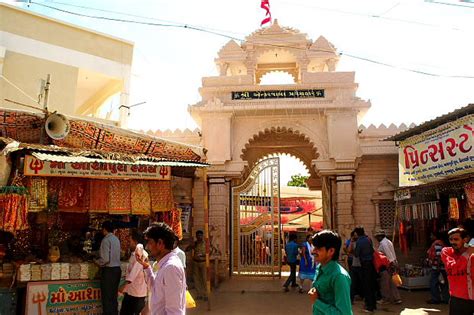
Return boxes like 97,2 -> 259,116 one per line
399,114 -> 474,187
26,280 -> 102,315
24,155 -> 171,180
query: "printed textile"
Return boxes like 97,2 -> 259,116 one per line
131,180 -> 151,215
0,193 -> 29,234
149,181 -> 173,212
108,180 -> 131,214
48,178 -> 89,212
27,177 -> 48,212
465,183 -> 474,214
89,180 -> 109,213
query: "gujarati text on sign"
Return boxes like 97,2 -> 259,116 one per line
232,89 -> 324,100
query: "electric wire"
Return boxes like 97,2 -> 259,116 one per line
29,1 -> 474,79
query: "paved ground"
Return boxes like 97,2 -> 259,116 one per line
188,276 -> 449,315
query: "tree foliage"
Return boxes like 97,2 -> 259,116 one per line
287,174 -> 308,187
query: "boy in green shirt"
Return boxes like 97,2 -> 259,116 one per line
308,230 -> 353,315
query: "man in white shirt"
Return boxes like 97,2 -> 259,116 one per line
375,230 -> 402,305
119,230 -> 148,315
173,240 -> 187,269
136,223 -> 186,315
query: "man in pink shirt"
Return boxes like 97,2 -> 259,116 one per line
119,230 -> 148,315
136,223 -> 186,315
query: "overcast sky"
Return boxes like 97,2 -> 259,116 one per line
10,0 -> 474,133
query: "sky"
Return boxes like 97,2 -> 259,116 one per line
9,0 -> 474,132
5,0 -> 474,183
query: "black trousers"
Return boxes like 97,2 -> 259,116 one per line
449,296 -> 474,315
284,262 -> 298,287
350,266 -> 363,302
120,293 -> 146,315
101,266 -> 122,315
361,261 -> 377,311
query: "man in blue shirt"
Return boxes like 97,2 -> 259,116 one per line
354,226 -> 377,313
308,230 -> 352,315
283,233 -> 300,291
95,221 -> 121,315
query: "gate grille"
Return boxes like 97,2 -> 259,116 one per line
232,157 -> 280,276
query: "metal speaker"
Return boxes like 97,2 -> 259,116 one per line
45,113 -> 70,140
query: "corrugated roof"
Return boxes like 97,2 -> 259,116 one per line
385,103 -> 474,142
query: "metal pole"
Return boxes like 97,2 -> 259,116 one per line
203,168 -> 211,310
40,74 -> 51,144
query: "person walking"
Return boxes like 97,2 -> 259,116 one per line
298,234 -> 316,293
94,221 -> 121,315
441,227 -> 474,315
347,230 -> 363,303
187,230 -> 208,300
308,230 -> 352,315
426,232 -> 449,304
375,230 -> 402,305
354,226 -> 377,313
135,222 -> 186,315
283,232 -> 300,292
119,230 -> 148,315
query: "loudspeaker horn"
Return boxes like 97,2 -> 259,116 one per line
45,113 -> 70,140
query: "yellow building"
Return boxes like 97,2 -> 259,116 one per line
0,3 -> 133,126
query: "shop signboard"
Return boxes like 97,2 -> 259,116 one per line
26,280 -> 102,315
24,155 -> 171,180
399,114 -> 474,187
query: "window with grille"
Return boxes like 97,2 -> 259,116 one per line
379,201 -> 396,232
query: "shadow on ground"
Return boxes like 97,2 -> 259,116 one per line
188,277 -> 448,315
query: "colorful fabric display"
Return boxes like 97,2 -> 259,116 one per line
108,180 -> 131,214
0,192 -> 29,234
465,183 -> 474,214
89,180 -> 109,213
131,180 -> 151,215
48,178 -> 89,212
150,181 -> 173,212
27,177 -> 48,212
449,197 -> 460,220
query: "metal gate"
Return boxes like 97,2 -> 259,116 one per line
231,157 -> 281,276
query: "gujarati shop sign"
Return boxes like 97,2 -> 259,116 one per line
26,280 -> 102,315
24,155 -> 171,180
232,89 -> 324,100
399,114 -> 474,187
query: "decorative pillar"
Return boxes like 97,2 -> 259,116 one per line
335,175 -> 354,240
208,177 -> 230,264
321,176 -> 332,229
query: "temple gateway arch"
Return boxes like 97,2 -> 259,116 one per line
153,21 -> 408,277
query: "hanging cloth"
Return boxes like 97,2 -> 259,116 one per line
108,180 -> 131,214
131,180 -> 151,215
89,180 -> 109,213
26,177 -> 48,212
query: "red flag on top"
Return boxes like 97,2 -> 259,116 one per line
260,0 -> 272,26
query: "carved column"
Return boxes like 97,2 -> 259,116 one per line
335,175 -> 354,240
208,177 -> 230,262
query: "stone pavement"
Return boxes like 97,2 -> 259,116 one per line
188,276 -> 449,315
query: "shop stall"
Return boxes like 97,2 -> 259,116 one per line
0,108 -> 207,315
387,104 -> 474,290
